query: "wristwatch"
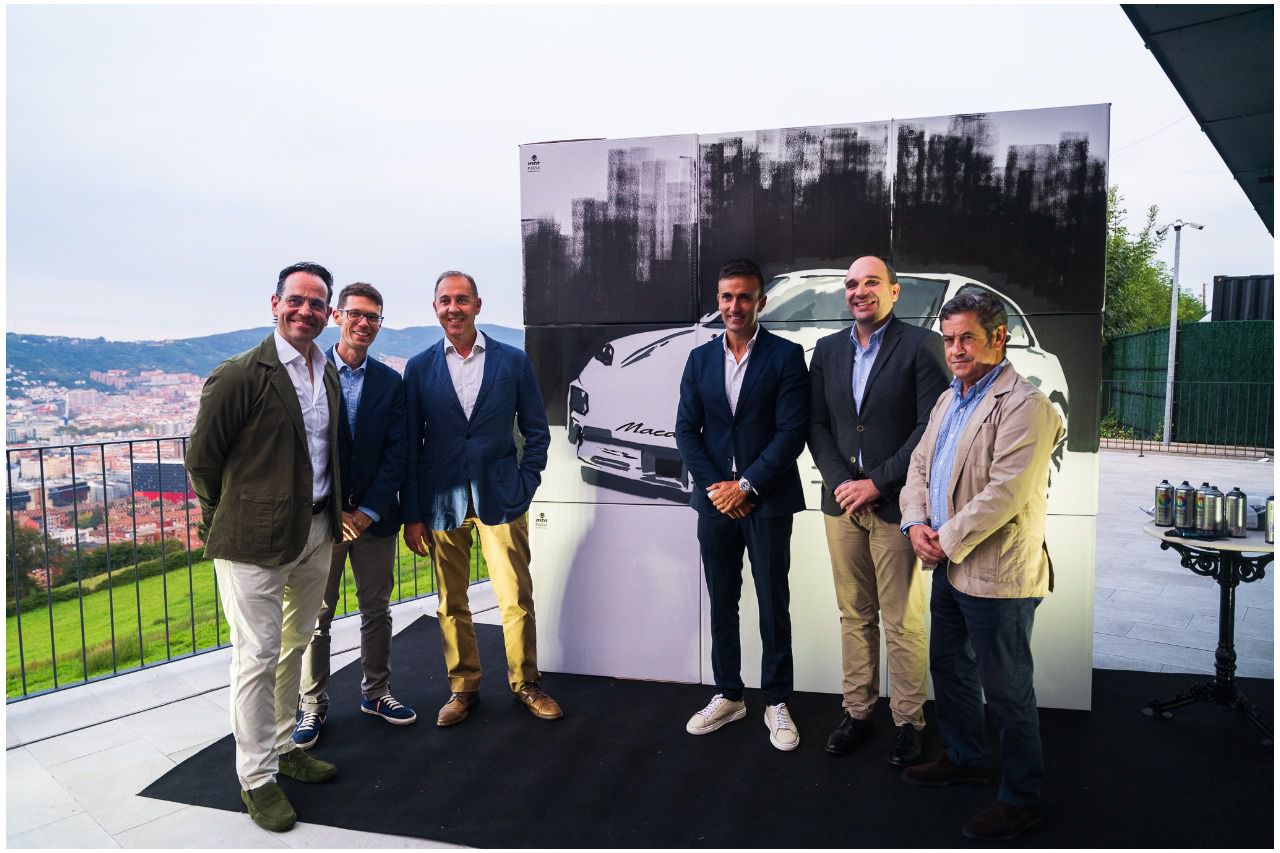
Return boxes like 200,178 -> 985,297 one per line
738,477 -> 752,494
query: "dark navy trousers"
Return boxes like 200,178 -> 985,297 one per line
929,567 -> 1044,806
698,512 -> 794,705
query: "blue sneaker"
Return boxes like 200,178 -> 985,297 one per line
291,710 -> 325,749
360,694 -> 418,725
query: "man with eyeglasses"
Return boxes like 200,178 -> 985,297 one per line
294,282 -> 416,752
186,261 -> 343,833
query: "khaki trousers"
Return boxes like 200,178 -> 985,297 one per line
429,513 -> 539,693
299,531 -> 398,712
823,510 -> 928,728
214,513 -> 333,790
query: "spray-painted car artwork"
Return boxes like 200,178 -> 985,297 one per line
565,269 -> 1069,496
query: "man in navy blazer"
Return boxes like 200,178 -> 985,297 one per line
295,282 -> 417,750
675,258 -> 809,751
808,256 -> 949,766
403,271 -> 562,725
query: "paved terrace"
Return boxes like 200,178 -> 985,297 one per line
5,449 -> 1273,847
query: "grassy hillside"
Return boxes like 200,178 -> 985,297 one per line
7,540 -> 487,699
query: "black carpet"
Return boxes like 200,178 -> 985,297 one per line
142,616 -> 1273,848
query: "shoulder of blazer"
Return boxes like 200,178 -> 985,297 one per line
815,326 -> 852,353
363,356 -> 403,388
757,325 -> 801,359
689,335 -> 723,363
248,334 -> 281,370
406,341 -> 445,373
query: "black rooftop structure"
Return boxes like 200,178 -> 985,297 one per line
1124,4 -> 1274,235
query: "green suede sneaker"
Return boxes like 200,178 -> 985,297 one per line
241,781 -> 296,832
278,747 -> 337,783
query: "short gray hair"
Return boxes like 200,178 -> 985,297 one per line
434,270 -> 479,298
938,290 -> 1007,349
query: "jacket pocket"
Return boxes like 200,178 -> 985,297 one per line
974,520 -> 1020,583
236,493 -> 289,553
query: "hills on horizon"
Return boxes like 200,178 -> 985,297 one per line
7,324 -> 525,390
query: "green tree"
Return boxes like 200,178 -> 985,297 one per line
1105,187 -> 1205,341
6,525 -> 59,610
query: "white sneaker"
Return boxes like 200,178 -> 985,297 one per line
764,702 -> 799,751
686,694 -> 747,735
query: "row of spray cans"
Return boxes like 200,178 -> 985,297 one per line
1154,480 -> 1274,542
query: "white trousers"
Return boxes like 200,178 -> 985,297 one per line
214,513 -> 333,790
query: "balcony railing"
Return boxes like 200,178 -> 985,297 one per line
5,437 -> 484,702
1099,380 -> 1274,458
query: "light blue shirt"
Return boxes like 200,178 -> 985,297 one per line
330,349 -> 380,524
850,322 -> 888,415
925,360 -> 1008,530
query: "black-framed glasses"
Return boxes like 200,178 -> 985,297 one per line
281,295 -> 329,312
336,308 -> 384,326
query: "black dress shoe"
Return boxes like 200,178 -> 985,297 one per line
825,712 -> 873,755
890,723 -> 923,766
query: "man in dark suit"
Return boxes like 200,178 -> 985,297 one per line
186,262 -> 343,832
402,270 -> 562,725
809,255 -> 948,765
675,258 -> 809,751
294,282 -> 416,751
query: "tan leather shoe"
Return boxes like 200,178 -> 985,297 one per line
436,691 -> 479,727
516,686 -> 564,720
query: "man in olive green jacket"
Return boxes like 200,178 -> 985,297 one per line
185,262 -> 344,833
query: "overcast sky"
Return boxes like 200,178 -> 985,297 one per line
7,4 -> 1273,340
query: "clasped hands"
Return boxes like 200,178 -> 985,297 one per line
833,478 -> 880,516
707,481 -> 753,519
342,510 -> 373,542
907,524 -> 947,566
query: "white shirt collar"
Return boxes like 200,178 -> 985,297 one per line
445,330 -> 487,357
721,324 -> 761,357
274,330 -> 323,368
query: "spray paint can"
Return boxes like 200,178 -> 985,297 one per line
1200,485 -> 1225,535
1267,497 -> 1274,545
1194,482 -> 1212,532
1154,480 -> 1175,526
1174,481 -> 1195,528
1224,487 -> 1248,538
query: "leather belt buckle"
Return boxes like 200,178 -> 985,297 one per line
311,495 -> 330,515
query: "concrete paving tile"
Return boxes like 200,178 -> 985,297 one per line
1092,653 -> 1159,672
122,695 -> 230,756
6,811 -> 119,848
1094,586 -> 1115,602
47,740 -> 185,835
1095,599 -> 1194,630
167,736 -> 222,764
1092,632 -> 1223,671
1153,582 -> 1224,605
1159,662 -> 1214,675
1093,614 -> 1136,637
23,719 -> 135,768
1126,622 -> 1273,660
1235,657 -> 1273,679
5,747 -> 85,837
1243,607 -> 1274,629
1188,612 -> 1275,641
113,804 -> 289,848
1105,589 -> 1217,617
1092,571 -> 1168,595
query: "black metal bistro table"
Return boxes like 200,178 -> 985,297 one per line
1141,522 -> 1273,738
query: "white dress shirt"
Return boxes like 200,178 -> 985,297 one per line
274,331 -> 332,502
721,325 -> 759,478
445,331 -> 487,420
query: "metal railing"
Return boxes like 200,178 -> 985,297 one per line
1099,380 -> 1274,458
5,437 -> 484,702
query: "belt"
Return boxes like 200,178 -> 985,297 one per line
311,495 -> 330,515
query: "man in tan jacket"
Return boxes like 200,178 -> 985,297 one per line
898,290 -> 1063,843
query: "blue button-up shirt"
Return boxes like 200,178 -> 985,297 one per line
330,350 -> 379,524
850,322 -> 888,414
925,360 -> 1008,529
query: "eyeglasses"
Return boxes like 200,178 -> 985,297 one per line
280,295 -> 329,312
336,308 -> 384,326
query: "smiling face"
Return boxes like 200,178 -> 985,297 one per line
433,274 -> 481,345
717,274 -> 766,339
845,256 -> 899,330
940,310 -> 1007,393
334,293 -> 382,356
271,271 -> 330,353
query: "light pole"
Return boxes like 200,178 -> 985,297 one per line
1155,218 -> 1204,447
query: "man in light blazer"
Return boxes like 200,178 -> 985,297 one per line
185,261 -> 343,832
402,270 -> 562,725
808,256 -> 949,765
675,258 -> 809,751
899,290 -> 1063,842
294,282 -> 416,751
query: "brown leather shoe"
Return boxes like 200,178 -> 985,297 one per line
436,691 -> 479,727
961,799 -> 1044,841
902,752 -> 988,787
516,686 -> 564,720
